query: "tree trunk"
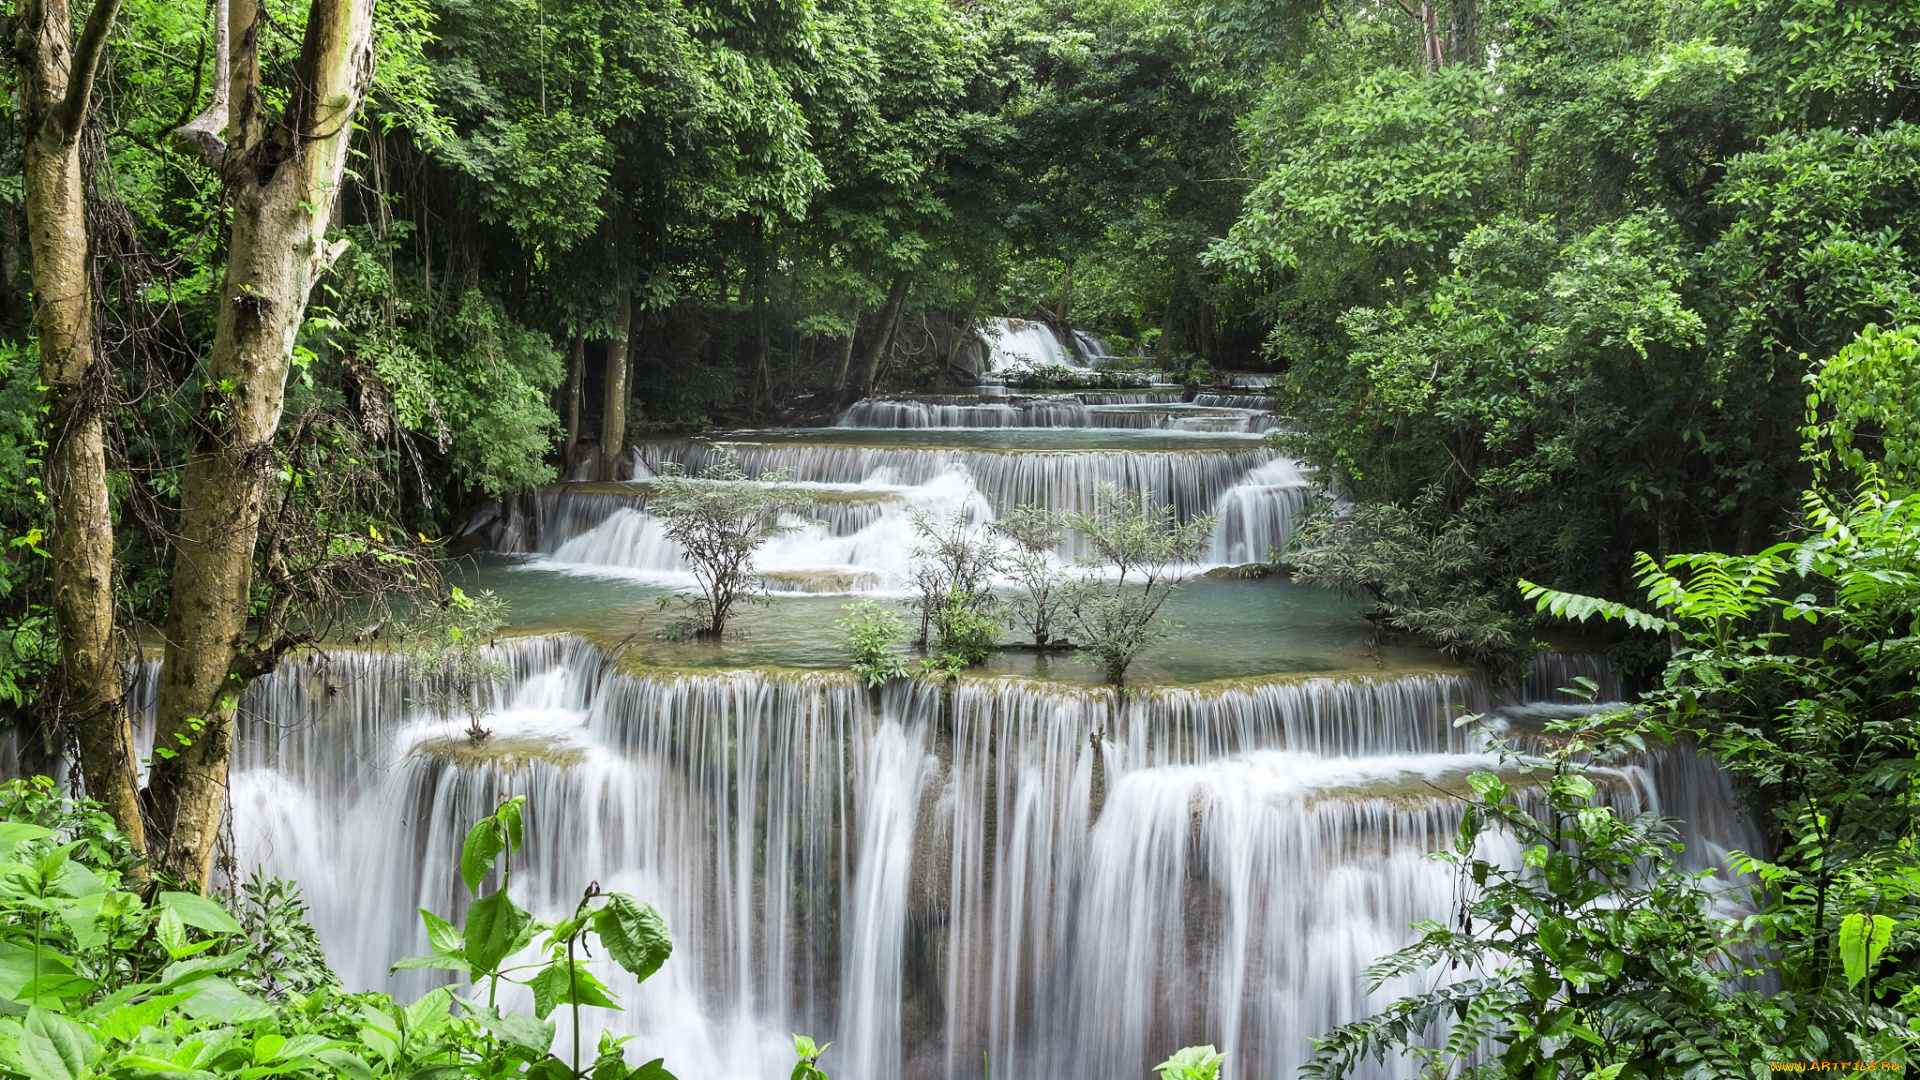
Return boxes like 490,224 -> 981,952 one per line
944,278 -> 986,376
751,222 -> 771,409
563,333 -> 583,470
857,272 -> 911,399
17,0 -> 143,850
147,0 -> 376,888
832,297 -> 863,395
599,288 -> 631,481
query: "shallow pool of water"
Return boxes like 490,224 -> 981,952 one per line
456,557 -> 1443,685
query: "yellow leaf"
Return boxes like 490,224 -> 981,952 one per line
369,524 -> 383,542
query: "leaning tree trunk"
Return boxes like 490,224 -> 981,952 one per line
857,272 -> 911,399
146,0 -> 376,888
832,297 -> 863,395
16,0 -> 143,849
599,289 -> 632,481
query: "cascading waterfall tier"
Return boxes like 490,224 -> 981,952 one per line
222,637 -> 1758,1080
481,440 -> 1313,581
631,441 -> 1277,516
838,397 -> 1277,434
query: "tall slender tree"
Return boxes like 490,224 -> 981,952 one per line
146,0 -> 377,886
599,289 -> 631,481
15,0 -> 144,849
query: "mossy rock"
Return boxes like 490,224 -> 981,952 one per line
412,734 -> 586,770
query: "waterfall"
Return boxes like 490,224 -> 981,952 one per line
838,398 -> 1275,433
982,318 -> 1085,371
1191,393 -> 1277,411
215,638 -> 1760,1080
632,442 -> 1278,524
508,442 -> 1313,580
840,722 -> 936,1080
1207,457 -> 1312,564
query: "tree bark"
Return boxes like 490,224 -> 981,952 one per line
563,333 -> 583,470
599,288 -> 631,481
857,272 -> 911,399
147,0 -> 376,888
16,0 -> 144,850
945,278 -> 986,376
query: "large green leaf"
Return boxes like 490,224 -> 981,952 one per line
459,819 -> 505,897
19,1007 -> 92,1080
1839,912 -> 1896,989
528,960 -> 621,1020
462,890 -> 532,979
594,895 -> 672,983
157,892 -> 243,937
460,798 -> 527,895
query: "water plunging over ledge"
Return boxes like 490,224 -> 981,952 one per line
209,640 -> 1759,1080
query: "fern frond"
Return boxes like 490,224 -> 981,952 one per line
1519,579 -> 1674,632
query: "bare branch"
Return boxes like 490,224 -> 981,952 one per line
173,0 -> 231,165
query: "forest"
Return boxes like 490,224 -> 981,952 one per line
0,0 -> 1917,1076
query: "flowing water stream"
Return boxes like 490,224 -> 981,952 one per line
196,323 -> 1754,1080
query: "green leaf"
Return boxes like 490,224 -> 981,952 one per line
631,1058 -> 676,1080
390,955 -> 468,973
88,992 -> 194,1043
529,961 -> 621,1020
594,895 -> 672,983
421,909 -> 464,957
157,892 -> 243,936
472,1007 -> 554,1055
463,889 -> 533,979
19,1006 -> 92,1080
1544,852 -> 1576,896
177,977 -> 268,1022
315,1050 -> 377,1080
1840,912 -> 1897,989
403,987 -> 454,1042
459,820 -> 505,896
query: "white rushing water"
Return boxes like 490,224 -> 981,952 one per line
518,442 -> 1313,589
211,641 -> 1761,1080
982,318 -> 1086,372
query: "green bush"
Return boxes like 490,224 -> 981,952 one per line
837,601 -> 911,687
1004,364 -> 1151,391
931,586 -> 1000,667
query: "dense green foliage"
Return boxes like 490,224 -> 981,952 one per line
1310,332 -> 1920,1073
1230,0 -> 1920,609
0,779 -> 689,1080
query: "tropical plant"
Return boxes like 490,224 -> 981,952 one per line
393,795 -> 677,1078
1155,1045 -> 1226,1080
1302,690 -> 1776,1079
1061,485 -> 1214,685
649,453 -> 813,639
837,601 -> 912,688
790,1034 -> 833,1080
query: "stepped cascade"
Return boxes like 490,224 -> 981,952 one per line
96,351 -> 1758,1080
213,643 -> 1756,1080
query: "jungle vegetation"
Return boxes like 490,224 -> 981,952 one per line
0,0 -> 1914,1074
